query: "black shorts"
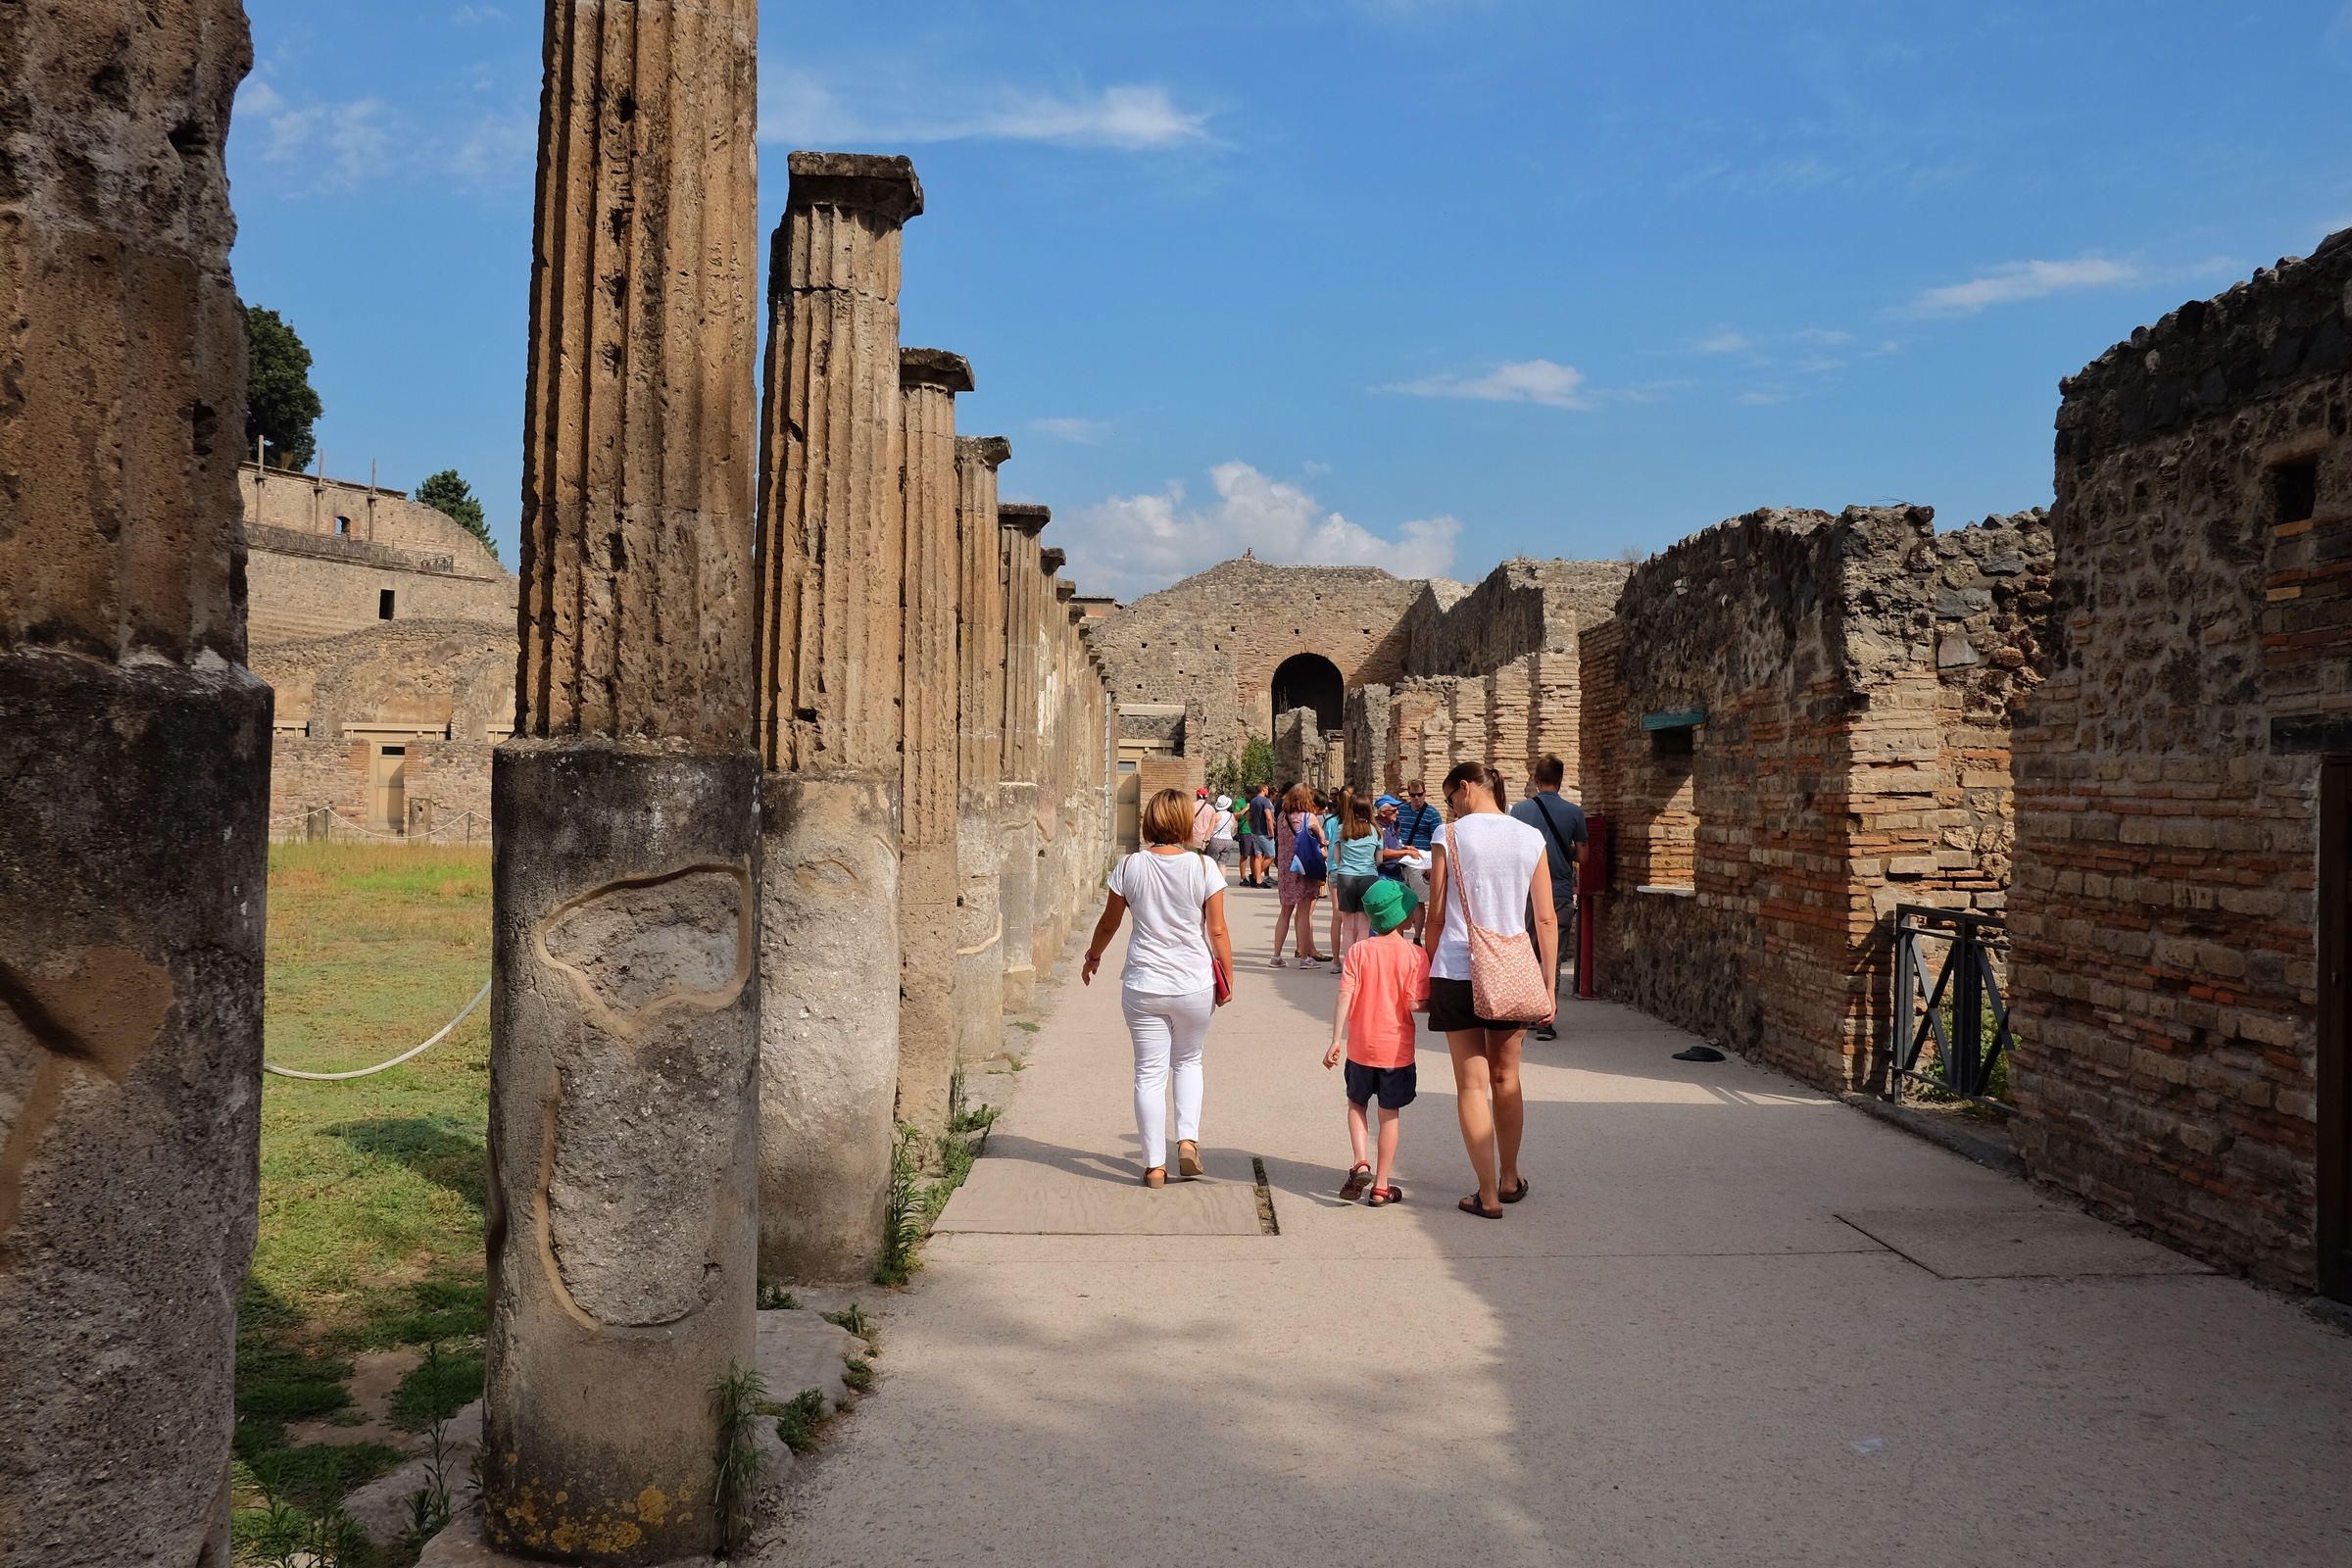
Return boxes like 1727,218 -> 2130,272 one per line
1345,1059 -> 1418,1109
1335,873 -> 1380,913
1425,975 -> 1527,1035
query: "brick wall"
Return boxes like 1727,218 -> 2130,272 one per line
2010,228 -> 2352,1289
247,533 -> 515,644
1579,505 -> 2051,1089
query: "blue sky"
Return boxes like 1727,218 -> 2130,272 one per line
229,2 -> 2352,598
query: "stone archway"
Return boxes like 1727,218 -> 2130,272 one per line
1271,652 -> 1345,732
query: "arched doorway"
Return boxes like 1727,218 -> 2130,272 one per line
1270,653 -> 1344,732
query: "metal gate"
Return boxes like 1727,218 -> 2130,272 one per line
1888,904 -> 2015,1103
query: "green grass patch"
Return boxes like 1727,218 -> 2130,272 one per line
390,1342 -> 485,1434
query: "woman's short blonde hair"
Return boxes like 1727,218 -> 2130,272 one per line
1141,788 -> 1195,846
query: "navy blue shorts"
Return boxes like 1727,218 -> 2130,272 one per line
1345,1059 -> 1418,1109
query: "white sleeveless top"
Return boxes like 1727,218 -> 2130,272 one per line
1430,813 -> 1544,982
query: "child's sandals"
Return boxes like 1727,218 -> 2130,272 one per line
1366,1185 -> 1403,1207
1338,1162 -> 1373,1201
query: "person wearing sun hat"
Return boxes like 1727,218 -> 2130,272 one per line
1321,875 -> 1430,1207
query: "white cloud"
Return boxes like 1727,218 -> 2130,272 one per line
234,79 -> 398,189
1908,256 -> 2140,316
450,112 -> 535,184
1383,358 -> 1592,410
760,71 -> 1210,150
1031,416 -> 1109,444
451,5 -> 504,24
1737,389 -> 1790,406
1059,462 -> 1459,598
1692,329 -> 1749,354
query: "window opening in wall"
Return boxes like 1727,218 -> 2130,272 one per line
2277,459 -> 2319,526
1637,710 -> 1700,895
1271,652 -> 1344,731
378,588 -> 396,619
335,514 -> 352,536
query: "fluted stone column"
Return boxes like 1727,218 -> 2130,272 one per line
897,349 -> 970,1137
0,10 -> 262,1564
998,503 -> 1049,1012
955,436 -> 1011,1065
756,152 -> 921,1279
483,4 -> 761,1561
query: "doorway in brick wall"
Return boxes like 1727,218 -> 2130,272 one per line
2320,760 -> 2351,1302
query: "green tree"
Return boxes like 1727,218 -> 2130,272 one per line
415,469 -> 498,562
244,306 -> 322,471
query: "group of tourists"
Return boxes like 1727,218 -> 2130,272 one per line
1081,755 -> 1589,1219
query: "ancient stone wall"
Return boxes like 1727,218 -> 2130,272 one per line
241,461 -> 504,573
246,531 -> 516,644
252,620 -> 514,835
2010,231 -> 2352,1291
1400,557 -> 1628,677
1090,560 -> 1425,763
1580,505 -> 2051,1090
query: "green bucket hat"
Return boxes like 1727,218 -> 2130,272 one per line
1361,877 -> 1419,935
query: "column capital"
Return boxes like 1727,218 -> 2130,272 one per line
1040,546 -> 1067,574
901,347 -> 974,393
1000,503 -> 1050,537
786,150 -> 923,222
957,434 -> 1012,468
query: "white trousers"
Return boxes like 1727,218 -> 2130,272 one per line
1123,985 -> 1214,1170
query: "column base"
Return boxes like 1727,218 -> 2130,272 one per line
482,742 -> 760,1568
758,772 -> 900,1281
0,651 -> 270,1568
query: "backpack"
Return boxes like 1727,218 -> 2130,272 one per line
1288,812 -> 1327,879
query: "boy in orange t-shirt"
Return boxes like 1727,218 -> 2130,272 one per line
1324,877 -> 1430,1206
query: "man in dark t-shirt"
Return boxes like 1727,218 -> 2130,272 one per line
1243,784 -> 1277,887
1509,754 -> 1588,1040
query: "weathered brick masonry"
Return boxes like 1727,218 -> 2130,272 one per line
1580,506 -> 2052,1090
2010,230 -> 2352,1291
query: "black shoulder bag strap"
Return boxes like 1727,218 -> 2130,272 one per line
1532,795 -> 1578,887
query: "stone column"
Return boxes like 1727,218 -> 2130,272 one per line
483,3 -> 761,1560
955,436 -> 1011,1065
756,152 -> 922,1279
0,9 -> 262,1564
998,503 -> 1050,1012
896,349 -> 971,1137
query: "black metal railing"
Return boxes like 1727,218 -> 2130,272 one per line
1888,904 -> 2014,1104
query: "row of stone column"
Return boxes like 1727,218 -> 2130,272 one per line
486,113 -> 1119,1555
0,5 -> 1114,1562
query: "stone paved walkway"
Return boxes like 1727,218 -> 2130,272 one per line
762,879 -> 2352,1567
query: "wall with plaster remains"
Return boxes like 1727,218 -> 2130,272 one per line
1579,505 -> 2052,1090
2009,231 -> 2352,1291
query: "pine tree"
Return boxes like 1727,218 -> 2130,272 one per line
415,469 -> 499,563
244,306 -> 322,470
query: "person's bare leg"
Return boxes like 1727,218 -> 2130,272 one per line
1449,1032 -> 1497,1208
1299,894 -> 1325,958
1271,903 -> 1294,961
1374,1105 -> 1401,1190
1348,1097 -> 1370,1167
1490,1028 -> 1527,1194
1327,895 -> 1342,964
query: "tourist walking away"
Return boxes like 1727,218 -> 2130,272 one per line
1324,878 -> 1431,1207
1394,780 -> 1442,939
1082,788 -> 1235,1187
1327,787 -> 1384,973
1243,783 -> 1278,887
1508,754 -> 1587,1041
1423,761 -> 1557,1218
1207,794 -> 1239,869
1191,788 -> 1218,850
1270,783 -> 1329,965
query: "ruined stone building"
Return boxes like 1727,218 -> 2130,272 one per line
2008,233 -> 2352,1295
242,460 -> 518,837
1577,505 -> 2052,1088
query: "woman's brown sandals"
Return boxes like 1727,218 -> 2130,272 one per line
1178,1141 -> 1204,1180
1143,1167 -> 1166,1188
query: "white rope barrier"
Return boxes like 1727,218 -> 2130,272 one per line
262,977 -> 491,1081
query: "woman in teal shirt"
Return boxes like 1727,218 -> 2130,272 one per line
1326,787 -> 1384,971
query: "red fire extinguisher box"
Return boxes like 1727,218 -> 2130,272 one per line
1579,813 -> 1610,895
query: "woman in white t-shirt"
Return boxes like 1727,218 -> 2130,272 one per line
1082,788 -> 1235,1187
1422,761 -> 1557,1219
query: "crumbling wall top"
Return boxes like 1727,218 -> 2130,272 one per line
2059,227 -> 2352,449
958,435 -> 1012,468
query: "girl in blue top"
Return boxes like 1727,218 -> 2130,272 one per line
1326,787 -> 1384,972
